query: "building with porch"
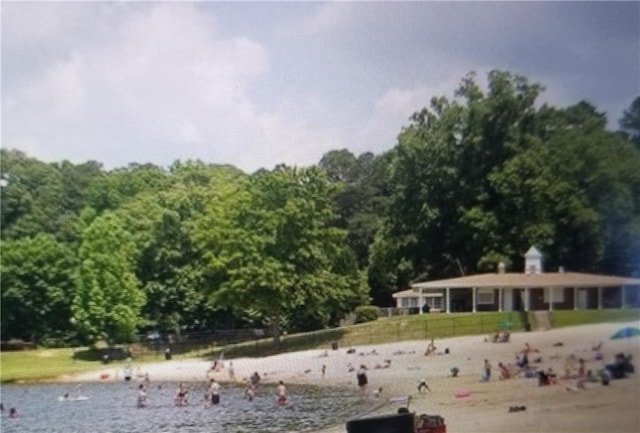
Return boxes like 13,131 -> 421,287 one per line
393,246 -> 640,313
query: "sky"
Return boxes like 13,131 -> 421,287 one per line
2,1 -> 639,173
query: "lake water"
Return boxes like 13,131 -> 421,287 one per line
0,382 -> 375,433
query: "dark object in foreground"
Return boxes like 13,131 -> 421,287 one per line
346,411 -> 446,433
346,412 -> 415,433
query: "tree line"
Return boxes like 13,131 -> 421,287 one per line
2,71 -> 639,346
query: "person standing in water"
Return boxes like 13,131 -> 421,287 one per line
174,383 -> 189,406
276,381 -> 287,405
245,381 -> 256,402
137,384 -> 148,408
209,379 -> 221,405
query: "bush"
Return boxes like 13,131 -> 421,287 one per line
354,306 -> 379,324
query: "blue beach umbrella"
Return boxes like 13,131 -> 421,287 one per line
610,327 -> 640,340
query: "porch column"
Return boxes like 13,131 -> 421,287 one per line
446,287 -> 451,314
549,288 -> 554,312
472,287 -> 477,313
621,286 -> 626,309
498,288 -> 503,312
573,287 -> 578,311
597,287 -> 602,310
419,288 -> 424,315
524,288 -> 530,311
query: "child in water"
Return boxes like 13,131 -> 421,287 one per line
276,381 -> 287,405
174,383 -> 189,406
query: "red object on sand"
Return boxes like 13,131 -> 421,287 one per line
100,373 -> 110,380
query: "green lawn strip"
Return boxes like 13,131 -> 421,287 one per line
0,347 -> 174,383
550,309 -> 640,328
0,348 -> 99,383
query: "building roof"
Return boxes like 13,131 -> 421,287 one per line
412,272 -> 640,290
393,288 -> 443,298
525,246 -> 542,258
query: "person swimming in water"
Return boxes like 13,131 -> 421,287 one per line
174,383 -> 189,406
9,408 -> 19,418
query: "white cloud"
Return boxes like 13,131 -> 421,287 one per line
1,3 -> 347,171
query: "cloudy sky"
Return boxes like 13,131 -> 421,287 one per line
2,1 -> 638,173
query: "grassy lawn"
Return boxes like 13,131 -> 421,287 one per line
0,348 -> 101,383
204,312 -> 526,359
550,309 -> 640,328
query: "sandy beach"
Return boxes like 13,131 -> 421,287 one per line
61,321 -> 640,432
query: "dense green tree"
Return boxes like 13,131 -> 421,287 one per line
85,163 -> 170,213
620,96 -> 640,149
0,149 -> 78,242
1,234 -> 77,342
318,150 -> 391,269
202,166 -> 367,345
72,213 -> 145,344
370,71 -> 640,301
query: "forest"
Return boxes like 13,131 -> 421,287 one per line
2,71 -> 639,346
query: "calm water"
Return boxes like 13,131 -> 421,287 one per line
0,382 -> 374,433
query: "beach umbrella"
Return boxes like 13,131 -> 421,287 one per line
610,327 -> 640,340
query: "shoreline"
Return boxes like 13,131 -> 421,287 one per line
50,321 -> 640,432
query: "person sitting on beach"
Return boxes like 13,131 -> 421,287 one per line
564,354 -> 578,378
499,332 -> 510,343
375,359 -> 392,369
175,382 -> 189,406
538,368 -> 557,386
492,330 -> 500,343
516,353 -> 529,369
498,362 -> 512,380
425,338 -> 437,356
578,358 -> 586,378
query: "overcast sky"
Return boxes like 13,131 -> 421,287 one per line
2,1 -> 639,173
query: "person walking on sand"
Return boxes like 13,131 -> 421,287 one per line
321,364 -> 326,378
356,365 -> 368,393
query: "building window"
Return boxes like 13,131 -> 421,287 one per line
544,288 -> 564,303
477,289 -> 494,305
429,296 -> 443,311
401,298 -> 410,308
